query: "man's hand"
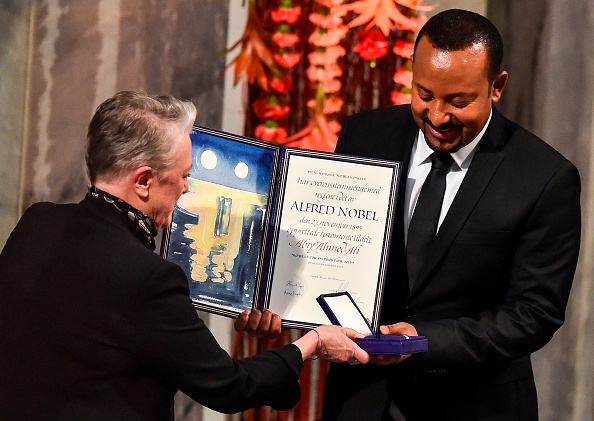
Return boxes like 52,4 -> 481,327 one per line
370,322 -> 418,365
234,309 -> 282,339
293,326 -> 370,364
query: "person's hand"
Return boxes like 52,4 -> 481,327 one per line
315,325 -> 371,365
294,325 -> 370,365
233,309 -> 282,339
370,322 -> 418,366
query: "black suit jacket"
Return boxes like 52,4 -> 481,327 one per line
322,105 -> 581,421
0,194 -> 302,420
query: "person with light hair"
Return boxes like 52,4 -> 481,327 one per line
0,90 -> 369,420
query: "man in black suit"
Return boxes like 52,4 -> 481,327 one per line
0,91 -> 369,420
322,9 -> 581,421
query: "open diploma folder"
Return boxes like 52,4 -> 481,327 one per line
317,292 -> 428,355
161,126 -> 401,331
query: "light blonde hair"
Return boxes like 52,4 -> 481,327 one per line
85,91 -> 197,183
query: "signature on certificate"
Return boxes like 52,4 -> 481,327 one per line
284,280 -> 305,297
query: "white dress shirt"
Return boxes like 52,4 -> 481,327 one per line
404,111 -> 493,244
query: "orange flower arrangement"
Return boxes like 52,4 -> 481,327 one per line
354,28 -> 389,67
280,0 -> 348,152
338,0 -> 431,35
226,0 -> 433,149
225,2 -> 275,90
342,0 -> 433,104
260,1 -> 302,140
227,0 -> 304,142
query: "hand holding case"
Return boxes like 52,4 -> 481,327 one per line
316,291 -> 428,355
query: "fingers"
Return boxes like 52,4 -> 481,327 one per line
380,322 -> 418,337
233,309 -> 282,339
369,353 -> 410,365
342,327 -> 366,339
351,344 -> 370,364
313,326 -> 370,364
347,356 -> 361,365
233,310 -> 250,333
340,328 -> 370,364
258,310 -> 282,339
234,309 -> 261,336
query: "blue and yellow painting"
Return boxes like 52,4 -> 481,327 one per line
165,128 -> 277,312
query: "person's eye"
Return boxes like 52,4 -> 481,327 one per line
451,101 -> 469,109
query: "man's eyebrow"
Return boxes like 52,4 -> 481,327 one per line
415,82 -> 474,100
415,82 -> 431,92
445,92 -> 476,100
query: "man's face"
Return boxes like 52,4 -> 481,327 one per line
148,133 -> 192,229
410,36 -> 506,154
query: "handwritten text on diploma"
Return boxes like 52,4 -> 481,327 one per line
267,154 -> 397,327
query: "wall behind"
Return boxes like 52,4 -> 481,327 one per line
19,0 -> 229,210
489,1 -> 594,420
0,0 -> 230,248
0,0 -> 29,248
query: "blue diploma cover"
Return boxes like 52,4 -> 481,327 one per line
317,292 -> 428,355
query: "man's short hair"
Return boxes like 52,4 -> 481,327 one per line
85,91 -> 197,184
414,9 -> 504,83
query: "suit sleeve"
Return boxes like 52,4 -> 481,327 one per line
411,160 -> 581,373
129,262 -> 302,413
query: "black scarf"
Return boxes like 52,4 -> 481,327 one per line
89,185 -> 158,250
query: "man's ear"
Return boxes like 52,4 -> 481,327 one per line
491,70 -> 508,103
130,166 -> 154,199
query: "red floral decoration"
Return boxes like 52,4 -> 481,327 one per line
278,0 -> 348,152
255,1 -> 301,142
342,0 -> 432,104
353,28 -> 389,66
226,0 -> 433,145
338,0 -> 431,35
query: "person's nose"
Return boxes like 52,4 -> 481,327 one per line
183,179 -> 189,193
428,101 -> 451,127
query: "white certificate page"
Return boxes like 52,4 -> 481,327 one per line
267,153 -> 398,329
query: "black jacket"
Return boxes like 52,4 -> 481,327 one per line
0,193 -> 302,420
322,105 -> 581,421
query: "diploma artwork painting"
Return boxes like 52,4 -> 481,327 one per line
163,128 -> 277,315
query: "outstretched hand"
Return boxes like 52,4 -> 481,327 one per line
370,322 -> 418,365
234,309 -> 282,340
309,325 -> 370,365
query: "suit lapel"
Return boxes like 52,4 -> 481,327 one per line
380,112 -> 418,318
387,109 -> 418,169
381,108 -> 418,260
390,116 -> 418,248
408,109 -> 507,298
